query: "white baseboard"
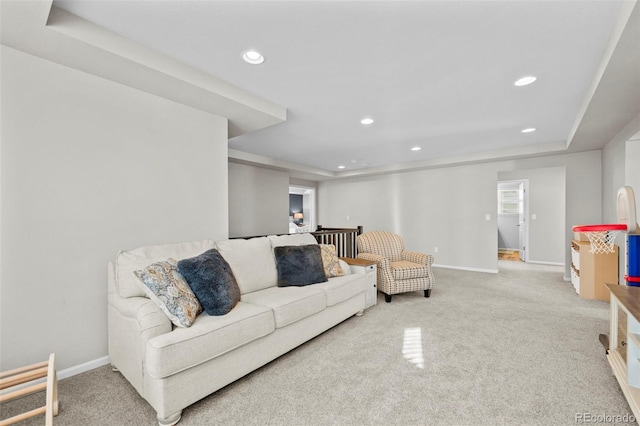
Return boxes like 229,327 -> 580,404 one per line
0,356 -> 110,396
526,260 -> 565,266
58,356 -> 111,380
433,262 -> 564,273
432,264 -> 499,274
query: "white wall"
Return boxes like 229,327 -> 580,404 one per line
319,162 -> 501,273
318,151 -> 599,276
499,167 -> 566,264
602,121 -> 640,224
602,133 -> 628,223
0,46 -> 229,371
626,135 -> 640,215
602,127 -> 629,284
228,162 -> 289,237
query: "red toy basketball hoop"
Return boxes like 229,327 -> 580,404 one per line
572,224 -> 627,255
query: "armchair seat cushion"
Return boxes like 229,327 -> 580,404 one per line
390,261 -> 431,280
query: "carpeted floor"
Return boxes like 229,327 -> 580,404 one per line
1,261 -> 632,425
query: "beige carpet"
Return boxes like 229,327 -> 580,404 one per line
1,261 -> 631,425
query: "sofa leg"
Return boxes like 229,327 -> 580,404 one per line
355,309 -> 364,317
111,365 -> 119,372
424,289 -> 431,298
384,294 -> 392,303
157,411 -> 182,426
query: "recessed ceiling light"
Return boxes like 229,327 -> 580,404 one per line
521,127 -> 536,133
411,146 -> 422,151
338,165 -> 346,169
360,118 -> 374,125
242,50 -> 265,65
514,76 -> 537,86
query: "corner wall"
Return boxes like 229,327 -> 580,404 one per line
602,115 -> 640,283
228,162 -> 289,237
0,46 -> 229,371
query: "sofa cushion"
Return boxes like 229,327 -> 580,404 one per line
241,286 -> 326,328
391,260 -> 431,280
313,274 -> 367,306
133,258 -> 202,328
145,302 -> 275,379
215,237 -> 277,294
274,245 -> 328,287
178,249 -> 241,316
116,239 -> 216,298
268,233 -> 317,248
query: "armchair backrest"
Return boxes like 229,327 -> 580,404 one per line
357,231 -> 404,262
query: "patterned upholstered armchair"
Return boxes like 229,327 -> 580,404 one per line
357,231 -> 434,302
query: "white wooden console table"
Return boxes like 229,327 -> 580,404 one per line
341,257 -> 377,309
607,283 -> 640,419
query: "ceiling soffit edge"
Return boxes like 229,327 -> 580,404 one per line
565,0 -> 639,151
228,149 -> 336,181
1,1 -> 286,138
229,140 -> 572,182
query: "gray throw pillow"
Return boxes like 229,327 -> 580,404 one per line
274,245 -> 328,287
177,249 -> 241,316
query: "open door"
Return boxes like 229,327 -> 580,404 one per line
498,179 -> 529,262
518,182 -> 526,262
289,185 -> 316,233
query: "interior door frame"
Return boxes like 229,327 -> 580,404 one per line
498,179 -> 529,262
289,184 -> 316,232
517,181 -> 529,262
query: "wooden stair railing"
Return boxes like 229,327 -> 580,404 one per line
312,225 -> 363,258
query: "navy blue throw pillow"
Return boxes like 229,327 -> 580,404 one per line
177,249 -> 240,316
274,245 -> 328,287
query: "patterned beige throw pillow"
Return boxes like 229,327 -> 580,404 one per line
319,244 -> 344,278
134,258 -> 202,328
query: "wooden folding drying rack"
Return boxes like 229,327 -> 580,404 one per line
0,353 -> 59,425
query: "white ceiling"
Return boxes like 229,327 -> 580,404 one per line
52,0 -> 640,176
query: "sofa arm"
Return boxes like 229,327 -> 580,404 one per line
402,251 -> 434,266
109,295 -> 171,334
108,293 -> 171,396
108,261 -> 171,336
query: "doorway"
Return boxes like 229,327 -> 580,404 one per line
289,185 -> 316,233
497,180 -> 529,262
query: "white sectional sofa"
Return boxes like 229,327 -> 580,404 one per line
108,233 -> 367,425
